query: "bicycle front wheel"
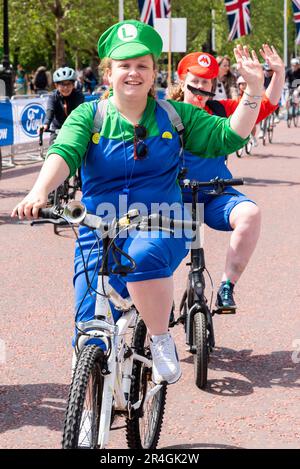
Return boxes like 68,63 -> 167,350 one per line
193,310 -> 209,390
62,345 -> 105,449
267,115 -> 274,143
126,318 -> 167,449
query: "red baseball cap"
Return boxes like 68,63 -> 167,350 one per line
177,52 -> 219,80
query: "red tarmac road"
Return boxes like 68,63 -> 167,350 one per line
1,120 -> 300,449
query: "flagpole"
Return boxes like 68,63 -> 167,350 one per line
211,9 -> 216,53
168,8 -> 172,89
284,0 -> 288,66
119,0 -> 124,21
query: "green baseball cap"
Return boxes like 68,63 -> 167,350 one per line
97,20 -> 163,60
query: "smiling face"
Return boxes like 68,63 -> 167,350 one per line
56,80 -> 75,97
182,72 -> 213,109
108,55 -> 155,101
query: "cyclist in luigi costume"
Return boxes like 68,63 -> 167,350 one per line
13,20 -> 266,385
168,47 -> 285,313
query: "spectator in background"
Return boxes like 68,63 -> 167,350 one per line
82,66 -> 98,94
33,66 -> 51,95
14,64 -> 28,95
214,55 -> 238,100
263,62 -> 280,124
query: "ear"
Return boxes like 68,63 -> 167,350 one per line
179,80 -> 185,91
107,68 -> 113,86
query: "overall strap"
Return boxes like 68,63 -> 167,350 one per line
156,99 -> 185,171
92,99 -> 109,134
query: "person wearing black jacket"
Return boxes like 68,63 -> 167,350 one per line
42,67 -> 84,144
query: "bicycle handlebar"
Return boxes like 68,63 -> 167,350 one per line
181,177 -> 244,189
38,206 -> 199,233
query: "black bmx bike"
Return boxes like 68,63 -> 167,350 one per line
169,177 -> 244,389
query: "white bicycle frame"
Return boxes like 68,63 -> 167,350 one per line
75,280 -> 163,449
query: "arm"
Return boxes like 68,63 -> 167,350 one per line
11,102 -> 94,220
11,155 -> 69,220
229,45 -> 264,138
221,95 -> 278,124
43,93 -> 55,127
260,44 -> 285,105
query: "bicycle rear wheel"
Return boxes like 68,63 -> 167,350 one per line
287,107 -> 292,128
62,345 -> 105,449
126,318 -> 167,449
293,104 -> 299,127
193,310 -> 209,390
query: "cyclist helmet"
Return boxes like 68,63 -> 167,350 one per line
291,58 -> 300,66
53,67 -> 77,83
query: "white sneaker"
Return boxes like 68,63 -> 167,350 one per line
252,136 -> 258,147
150,333 -> 181,384
258,130 -> 264,139
274,116 -> 280,124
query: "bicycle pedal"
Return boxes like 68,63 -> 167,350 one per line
213,308 -> 236,315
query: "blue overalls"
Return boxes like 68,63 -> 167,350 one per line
73,103 -> 191,335
182,151 -> 254,232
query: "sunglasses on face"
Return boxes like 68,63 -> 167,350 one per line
134,124 -> 148,160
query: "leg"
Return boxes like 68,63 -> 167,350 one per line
127,277 -> 173,336
222,201 -> 261,284
204,191 -> 260,311
122,231 -> 189,384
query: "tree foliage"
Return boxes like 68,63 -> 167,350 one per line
0,0 -> 298,73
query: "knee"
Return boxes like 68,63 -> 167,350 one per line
232,204 -> 261,232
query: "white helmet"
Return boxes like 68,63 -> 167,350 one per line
53,67 -> 77,83
291,58 -> 300,66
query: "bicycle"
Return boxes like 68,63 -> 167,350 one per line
169,177 -> 244,390
236,134 -> 254,158
260,113 -> 275,146
35,202 -> 196,449
286,89 -> 299,128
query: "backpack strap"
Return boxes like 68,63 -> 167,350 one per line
156,99 -> 186,172
156,99 -> 185,135
92,98 -> 109,134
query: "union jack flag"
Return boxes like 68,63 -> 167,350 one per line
224,0 -> 251,41
138,0 -> 171,26
292,0 -> 300,45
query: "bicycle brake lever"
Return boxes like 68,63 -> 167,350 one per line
30,218 -> 70,226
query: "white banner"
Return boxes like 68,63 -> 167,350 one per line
11,96 -> 49,145
154,18 -> 187,53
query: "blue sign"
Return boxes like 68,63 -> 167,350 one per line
0,101 -> 14,146
20,103 -> 46,138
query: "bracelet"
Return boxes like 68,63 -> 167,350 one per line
243,90 -> 263,99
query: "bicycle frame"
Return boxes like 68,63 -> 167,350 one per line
75,277 -> 162,449
179,185 -> 215,350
